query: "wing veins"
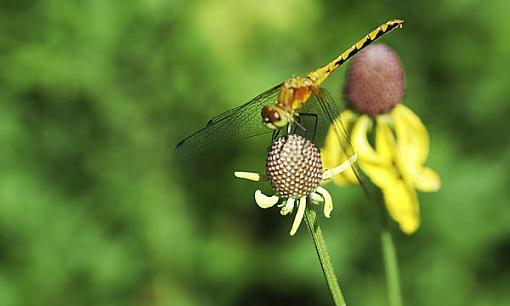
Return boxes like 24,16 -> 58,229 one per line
175,84 -> 281,155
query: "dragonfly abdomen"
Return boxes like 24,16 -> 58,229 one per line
308,19 -> 404,85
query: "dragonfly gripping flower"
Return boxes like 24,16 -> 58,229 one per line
322,44 -> 441,234
235,134 -> 356,236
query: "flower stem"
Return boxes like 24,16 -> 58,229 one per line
381,227 -> 403,306
304,207 -> 346,306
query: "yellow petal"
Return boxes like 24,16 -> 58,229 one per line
234,171 -> 262,181
406,165 -> 441,192
337,109 -> 357,125
315,186 -> 333,218
322,123 -> 343,170
280,198 -> 295,216
351,115 -> 397,188
332,163 -> 359,186
375,116 -> 397,162
392,105 -> 441,191
322,110 -> 358,185
359,159 -> 400,189
381,179 -> 420,234
392,104 -> 429,165
323,154 -> 357,180
254,190 -> 280,208
352,115 -> 384,165
290,197 -> 307,236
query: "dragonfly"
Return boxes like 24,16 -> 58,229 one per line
176,19 -> 403,158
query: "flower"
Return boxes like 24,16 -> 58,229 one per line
322,44 -> 441,234
235,134 -> 357,236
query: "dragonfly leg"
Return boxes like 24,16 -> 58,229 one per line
272,128 -> 281,141
293,117 -> 306,136
298,112 -> 319,143
287,122 -> 293,135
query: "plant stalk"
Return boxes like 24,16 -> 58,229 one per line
381,226 -> 403,306
304,207 -> 346,306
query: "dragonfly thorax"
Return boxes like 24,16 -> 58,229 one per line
261,76 -> 320,130
279,76 -> 317,110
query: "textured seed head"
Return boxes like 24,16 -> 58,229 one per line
344,44 -> 404,116
266,135 -> 323,198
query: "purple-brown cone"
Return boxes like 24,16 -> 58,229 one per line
266,135 -> 323,198
344,44 -> 404,116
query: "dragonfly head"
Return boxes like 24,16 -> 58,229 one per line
261,105 -> 290,130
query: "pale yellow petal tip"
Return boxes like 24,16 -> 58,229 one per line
280,198 -> 295,215
234,171 -> 261,182
413,167 -> 442,192
309,192 -> 323,204
423,175 -> 441,192
434,177 -> 442,191
289,197 -> 307,236
399,220 -> 420,235
316,186 -> 333,218
397,217 -> 420,235
254,190 -> 279,209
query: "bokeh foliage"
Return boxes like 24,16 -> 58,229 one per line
1,0 -> 509,305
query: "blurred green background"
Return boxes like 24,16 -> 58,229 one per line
1,0 -> 509,305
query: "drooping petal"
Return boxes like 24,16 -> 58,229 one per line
322,110 -> 359,186
392,104 -> 429,165
375,115 -> 396,162
352,115 -> 385,165
352,116 -> 398,188
290,197 -> 307,236
280,198 -> 295,215
315,186 -> 333,218
309,191 -> 324,204
381,179 -> 420,234
332,163 -> 359,186
254,190 -> 280,208
322,153 -> 357,180
406,165 -> 441,192
322,127 -> 342,172
392,104 -> 441,192
322,111 -> 353,169
340,108 -> 357,122
234,171 -> 263,182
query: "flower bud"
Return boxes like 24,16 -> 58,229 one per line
344,44 -> 404,116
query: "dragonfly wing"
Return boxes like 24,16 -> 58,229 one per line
303,89 -> 353,153
175,84 -> 281,157
301,88 -> 369,193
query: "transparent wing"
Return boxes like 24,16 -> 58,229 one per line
175,83 -> 281,157
300,88 -> 369,194
302,89 -> 354,154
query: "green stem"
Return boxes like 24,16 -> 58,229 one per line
381,227 -> 403,306
304,207 -> 346,306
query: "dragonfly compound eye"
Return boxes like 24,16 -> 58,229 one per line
266,135 -> 323,198
261,106 -> 288,129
